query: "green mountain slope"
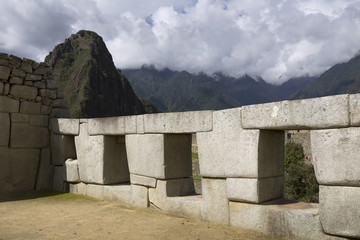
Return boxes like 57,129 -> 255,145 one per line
45,30 -> 145,118
293,55 -> 360,99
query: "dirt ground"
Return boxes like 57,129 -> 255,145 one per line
0,192 -> 281,240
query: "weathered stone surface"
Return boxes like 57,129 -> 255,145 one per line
137,115 -> 145,134
242,95 -> 349,129
11,68 -> 26,78
201,178 -> 229,224
130,174 -> 157,188
34,81 -> 46,89
144,111 -> 213,133
0,96 -> 19,113
103,184 -> 132,205
29,115 -> 48,127
0,113 -> 10,147
149,179 -> 202,219
350,93 -> 360,126
320,185 -> 360,238
51,99 -> 67,108
50,118 -> 79,135
69,182 -> 87,196
36,148 -> 53,191
3,83 -> 9,95
35,96 -> 42,102
87,116 -> 137,135
0,59 -> 9,66
0,148 -> 40,193
197,108 -> 284,178
0,52 -> 9,59
10,85 -> 38,100
21,61 -> 32,73
131,185 -> 149,208
10,123 -> 49,148
56,89 -> 64,98
0,82 -> 3,94
11,113 -> 29,123
24,80 -> 34,86
86,184 -> 104,200
42,97 -> 52,106
0,66 -> 10,80
126,134 -> 192,179
50,133 -> 77,166
33,66 -> 51,75
50,108 -> 70,118
40,105 -> 52,115
20,101 -> 41,115
226,177 -> 283,203
229,200 -> 335,240
9,55 -> 21,68
75,123 -> 130,184
46,80 -> 58,89
53,166 -> 68,192
9,76 -> 23,85
39,89 -> 56,99
64,159 -> 80,183
25,73 -> 42,81
311,128 -> 360,186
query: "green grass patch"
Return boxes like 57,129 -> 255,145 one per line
192,152 -> 198,159
192,175 -> 202,180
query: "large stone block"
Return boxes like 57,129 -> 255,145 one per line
126,134 -> 192,179
229,200 -> 335,240
53,166 -> 68,192
50,133 -> 77,166
87,116 -> 137,135
350,93 -> 360,126
50,118 -> 80,135
197,108 -> 284,178
0,66 -> 10,80
11,113 -> 29,123
130,174 -> 157,188
0,113 -> 10,147
0,148 -> 40,193
226,176 -> 283,203
86,184 -> 104,200
148,179 -> 202,219
29,115 -> 48,127
10,123 -> 49,149
20,101 -> 41,115
319,185 -> 360,238
75,123 -> 130,184
69,182 -> 87,196
39,89 -> 57,99
144,111 -> 213,133
201,178 -> 229,224
0,96 -> 19,113
103,184 -> 132,205
131,185 -> 149,208
50,108 -> 70,118
9,85 -> 38,100
64,159 -> 80,183
242,95 -> 349,129
35,148 -> 53,191
311,128 -> 360,186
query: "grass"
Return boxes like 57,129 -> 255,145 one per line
192,175 -> 202,180
192,152 -> 198,159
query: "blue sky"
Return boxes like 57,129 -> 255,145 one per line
0,0 -> 359,84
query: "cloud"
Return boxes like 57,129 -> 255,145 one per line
0,0 -> 359,84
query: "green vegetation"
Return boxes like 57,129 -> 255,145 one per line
192,175 -> 202,180
192,152 -> 199,159
284,142 -> 319,203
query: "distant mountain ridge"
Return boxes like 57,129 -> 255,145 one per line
45,30 -> 145,118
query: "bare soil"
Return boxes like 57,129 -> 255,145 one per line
0,192 -> 281,240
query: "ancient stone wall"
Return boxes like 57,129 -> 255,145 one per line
52,94 -> 360,240
0,52 -> 68,194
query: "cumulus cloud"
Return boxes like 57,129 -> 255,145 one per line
0,0 -> 360,84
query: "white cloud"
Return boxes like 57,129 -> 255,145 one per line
0,0 -> 359,84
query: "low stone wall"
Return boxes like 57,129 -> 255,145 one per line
0,52 -> 68,194
51,94 -> 360,240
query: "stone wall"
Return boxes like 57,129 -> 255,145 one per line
0,52 -> 68,194
52,94 -> 360,240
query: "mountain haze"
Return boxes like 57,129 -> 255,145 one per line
45,30 -> 145,118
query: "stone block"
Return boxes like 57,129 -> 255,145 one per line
0,113 -> 10,147
9,85 -> 38,100
11,68 -> 26,78
9,56 -> 21,68
64,159 -> 80,183
36,148 -> 53,191
242,95 -> 349,129
3,83 -> 9,95
87,116 -> 137,135
75,123 -> 130,184
0,148 -> 40,193
0,96 -> 19,113
69,182 -> 87,196
24,80 -> 33,86
11,113 -> 29,123
25,73 -> 42,81
21,61 -> 32,73
0,59 -> 9,66
39,89 -> 57,99
50,108 -> 70,118
86,184 -> 104,200
20,101 -> 41,115
201,178 -> 229,224
103,184 -> 132,205
34,81 -> 45,89
0,82 -> 3,93
137,115 -> 145,134
0,66 -> 10,80
197,108 -> 284,178
46,80 -> 58,89
148,179 -> 202,219
10,123 -> 49,149
50,133 -> 77,166
50,118 -> 80,135
29,115 -> 49,127
226,177 -> 283,203
144,110 -> 213,133
320,185 -> 360,238
53,166 -> 68,192
131,185 -> 149,208
311,128 -> 360,186
9,76 -> 23,84
229,200 -> 334,240
51,99 -> 67,108
126,134 -> 192,179
40,105 -> 52,115
33,66 -> 51,75
130,174 -> 157,188
350,93 -> 360,126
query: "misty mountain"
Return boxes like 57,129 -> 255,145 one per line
45,30 -> 145,118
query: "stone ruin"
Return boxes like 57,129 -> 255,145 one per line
1,53 -> 359,240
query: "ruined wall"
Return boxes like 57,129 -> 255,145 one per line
0,52 -> 68,194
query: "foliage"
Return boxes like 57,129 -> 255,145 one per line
284,142 -> 319,203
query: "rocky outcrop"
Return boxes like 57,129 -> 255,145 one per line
45,30 -> 145,118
